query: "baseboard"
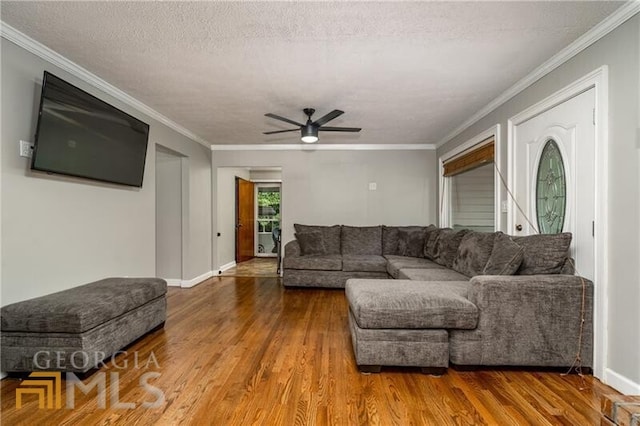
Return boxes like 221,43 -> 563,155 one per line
604,368 -> 640,395
217,261 -> 236,274
181,271 -> 214,288
164,279 -> 182,287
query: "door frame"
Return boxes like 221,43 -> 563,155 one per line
507,66 -> 609,380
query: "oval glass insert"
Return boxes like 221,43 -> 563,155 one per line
536,139 -> 566,234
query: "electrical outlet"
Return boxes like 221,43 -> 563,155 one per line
368,182 -> 377,191
19,140 -> 33,158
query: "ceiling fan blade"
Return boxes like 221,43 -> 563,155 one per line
313,109 -> 344,127
263,129 -> 299,135
319,126 -> 361,132
265,113 -> 304,127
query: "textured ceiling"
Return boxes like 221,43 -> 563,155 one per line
1,1 -> 623,146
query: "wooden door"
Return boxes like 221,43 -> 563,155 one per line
235,177 -> 255,263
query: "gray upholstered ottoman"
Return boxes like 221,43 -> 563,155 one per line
345,279 -> 478,374
0,277 -> 167,373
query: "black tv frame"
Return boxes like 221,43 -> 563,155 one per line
31,71 -> 150,188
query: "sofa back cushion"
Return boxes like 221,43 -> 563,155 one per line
341,225 -> 382,255
382,226 -> 399,255
513,232 -> 572,275
452,231 -> 496,277
482,232 -> 524,275
424,226 -> 448,260
397,226 -> 431,257
295,231 -> 327,256
294,224 -> 342,255
434,229 -> 470,268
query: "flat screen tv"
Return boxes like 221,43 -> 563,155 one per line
31,71 -> 150,187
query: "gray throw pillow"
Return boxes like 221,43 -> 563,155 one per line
295,232 -> 327,256
294,224 -> 341,254
424,226 -> 447,260
382,226 -> 399,255
514,232 -> 572,275
483,232 -> 524,275
452,231 -> 496,277
397,227 -> 428,258
434,229 -> 470,268
342,225 -> 382,255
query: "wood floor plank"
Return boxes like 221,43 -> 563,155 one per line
1,276 -> 619,425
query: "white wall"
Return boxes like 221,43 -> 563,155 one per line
216,167 -> 250,269
156,147 -> 183,281
212,149 -> 438,269
1,38 -> 213,305
438,15 -> 640,390
250,170 -> 282,181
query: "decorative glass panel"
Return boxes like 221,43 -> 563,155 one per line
536,139 -> 566,234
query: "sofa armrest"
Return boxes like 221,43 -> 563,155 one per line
461,274 -> 593,367
284,239 -> 301,258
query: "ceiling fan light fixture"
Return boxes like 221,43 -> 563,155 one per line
301,125 -> 318,143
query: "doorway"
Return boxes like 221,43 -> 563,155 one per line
255,183 -> 281,257
155,145 -> 186,286
507,66 -> 608,380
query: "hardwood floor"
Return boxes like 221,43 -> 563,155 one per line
220,257 -> 279,277
1,276 -> 618,425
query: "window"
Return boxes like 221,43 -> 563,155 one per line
440,127 -> 500,232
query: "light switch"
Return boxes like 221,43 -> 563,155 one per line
368,182 -> 377,191
501,201 -> 508,213
20,140 -> 33,158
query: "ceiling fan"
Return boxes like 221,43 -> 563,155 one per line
263,108 -> 361,143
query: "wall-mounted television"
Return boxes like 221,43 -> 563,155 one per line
31,71 -> 150,187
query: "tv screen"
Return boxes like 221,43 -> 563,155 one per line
31,71 -> 150,187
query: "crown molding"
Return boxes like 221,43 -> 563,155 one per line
211,144 -> 436,151
0,21 -> 210,147
435,1 -> 640,148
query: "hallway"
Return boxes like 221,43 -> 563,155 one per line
220,258 -> 279,278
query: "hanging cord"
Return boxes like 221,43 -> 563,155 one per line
490,161 -> 588,383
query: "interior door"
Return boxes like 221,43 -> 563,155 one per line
236,177 -> 255,263
511,88 -> 595,279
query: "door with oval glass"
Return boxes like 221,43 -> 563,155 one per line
510,88 -> 595,280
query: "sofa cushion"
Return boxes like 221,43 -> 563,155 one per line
397,227 -> 429,258
384,255 -> 445,278
0,278 -> 167,333
283,254 -> 342,271
294,224 -> 341,255
295,231 -> 327,256
514,233 -> 572,275
346,279 -> 478,330
423,226 -> 446,260
434,229 -> 470,268
341,225 -> 382,255
398,268 -> 470,282
382,226 -> 399,255
483,232 -> 524,275
342,255 -> 388,273
452,231 -> 496,277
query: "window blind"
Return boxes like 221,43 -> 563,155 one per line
443,138 -> 494,177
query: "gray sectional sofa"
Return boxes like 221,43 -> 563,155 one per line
283,224 -> 593,373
